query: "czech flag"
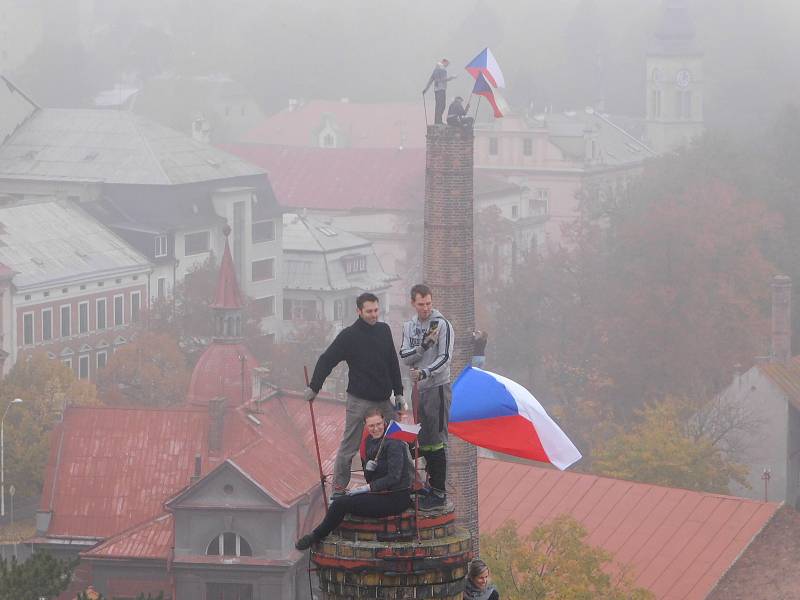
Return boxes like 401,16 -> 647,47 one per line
472,72 -> 507,118
385,420 -> 421,443
465,47 -> 506,88
450,367 -> 582,470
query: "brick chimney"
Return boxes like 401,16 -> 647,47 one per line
423,124 -> 478,551
771,275 -> 792,363
208,398 -> 226,454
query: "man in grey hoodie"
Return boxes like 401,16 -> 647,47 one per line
423,58 -> 456,125
399,284 -> 454,509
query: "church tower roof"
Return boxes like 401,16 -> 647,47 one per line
650,0 -> 701,56
186,225 -> 258,407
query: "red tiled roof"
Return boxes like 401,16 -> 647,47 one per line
757,356 -> 800,409
477,458 -> 779,600
83,513 -> 173,561
186,342 -> 259,407
241,100 -> 425,149
40,394 -> 344,543
220,144 -> 425,212
41,406 -> 210,539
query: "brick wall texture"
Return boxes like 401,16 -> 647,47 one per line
423,124 -> 479,552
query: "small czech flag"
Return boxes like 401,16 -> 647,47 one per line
385,420 -> 421,443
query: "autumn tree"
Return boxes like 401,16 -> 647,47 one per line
1,353 -> 97,498
265,320 -> 336,391
97,331 -> 190,407
592,397 -> 750,494
0,551 -> 78,600
481,515 -> 653,600
146,256 -> 268,363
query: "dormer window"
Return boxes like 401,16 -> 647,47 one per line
206,532 -> 253,557
154,234 -> 168,258
343,255 -> 366,274
322,133 -> 335,147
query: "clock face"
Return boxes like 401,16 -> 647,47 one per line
676,69 -> 691,88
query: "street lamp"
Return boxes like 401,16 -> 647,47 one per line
1,397 -> 23,517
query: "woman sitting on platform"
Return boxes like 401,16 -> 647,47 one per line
295,408 -> 414,550
463,558 -> 500,600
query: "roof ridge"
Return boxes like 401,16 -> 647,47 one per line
127,113 -> 172,184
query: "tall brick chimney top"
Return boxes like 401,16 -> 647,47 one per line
423,124 -> 478,551
771,275 -> 792,363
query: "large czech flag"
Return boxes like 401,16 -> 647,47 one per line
465,47 -> 506,88
472,72 -> 508,118
450,367 -> 582,470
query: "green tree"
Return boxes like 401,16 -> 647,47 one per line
481,515 -> 653,600
592,398 -> 749,494
1,354 -> 97,498
0,551 -> 78,600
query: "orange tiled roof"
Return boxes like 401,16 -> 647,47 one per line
478,458 -> 779,600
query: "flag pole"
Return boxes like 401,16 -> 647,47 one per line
422,92 -> 428,126
304,366 -> 328,507
473,95 -> 482,119
414,438 -> 421,543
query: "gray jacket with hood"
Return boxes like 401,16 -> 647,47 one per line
399,309 -> 454,390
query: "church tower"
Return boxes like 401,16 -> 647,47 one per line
645,0 -> 704,153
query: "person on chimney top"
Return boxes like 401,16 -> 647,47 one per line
447,96 -> 474,128
423,58 -> 457,125
295,409 -> 413,550
399,284 -> 454,510
304,292 -> 404,499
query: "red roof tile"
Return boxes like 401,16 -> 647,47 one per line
241,100 -> 425,149
41,406 -> 210,539
83,513 -> 173,560
219,144 -> 425,212
477,458 -> 779,600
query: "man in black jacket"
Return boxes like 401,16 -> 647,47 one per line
305,292 -> 404,495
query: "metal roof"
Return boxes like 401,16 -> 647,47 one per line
757,356 -> 800,410
478,458 -> 779,600
0,108 -> 264,185
83,513 -> 173,561
0,200 -> 150,289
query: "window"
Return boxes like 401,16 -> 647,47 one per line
42,308 -> 52,341
78,355 -> 89,380
184,231 -> 210,256
676,90 -> 692,119
651,89 -> 662,118
114,295 -> 124,326
154,235 -> 168,258
60,305 -> 71,337
96,350 -> 107,369
254,295 -> 275,317
283,299 -> 318,321
511,205 -> 519,219
251,220 -> 275,243
333,299 -> 344,321
79,302 -> 89,334
322,133 -> 335,148
343,256 -> 367,274
130,291 -> 141,323
529,188 -> 549,216
489,137 -> 499,155
157,277 -> 166,299
23,312 -> 33,345
96,298 -> 107,330
251,258 -> 275,282
62,358 -> 72,370
206,532 -> 252,557
206,583 -> 253,600
523,138 -> 533,156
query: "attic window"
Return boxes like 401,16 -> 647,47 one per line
624,142 -> 642,154
343,255 -> 367,274
206,532 -> 252,557
205,158 -> 221,168
82,151 -> 99,162
316,226 -> 337,237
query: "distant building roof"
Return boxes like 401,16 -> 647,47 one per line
220,143 -> 425,212
282,212 -> 396,292
0,108 -> 265,185
0,200 -> 149,290
756,356 -> 800,410
242,100 -> 425,149
478,457 -> 779,600
185,342 -> 259,407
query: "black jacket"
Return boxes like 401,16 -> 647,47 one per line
309,318 -> 403,402
364,435 -> 413,492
